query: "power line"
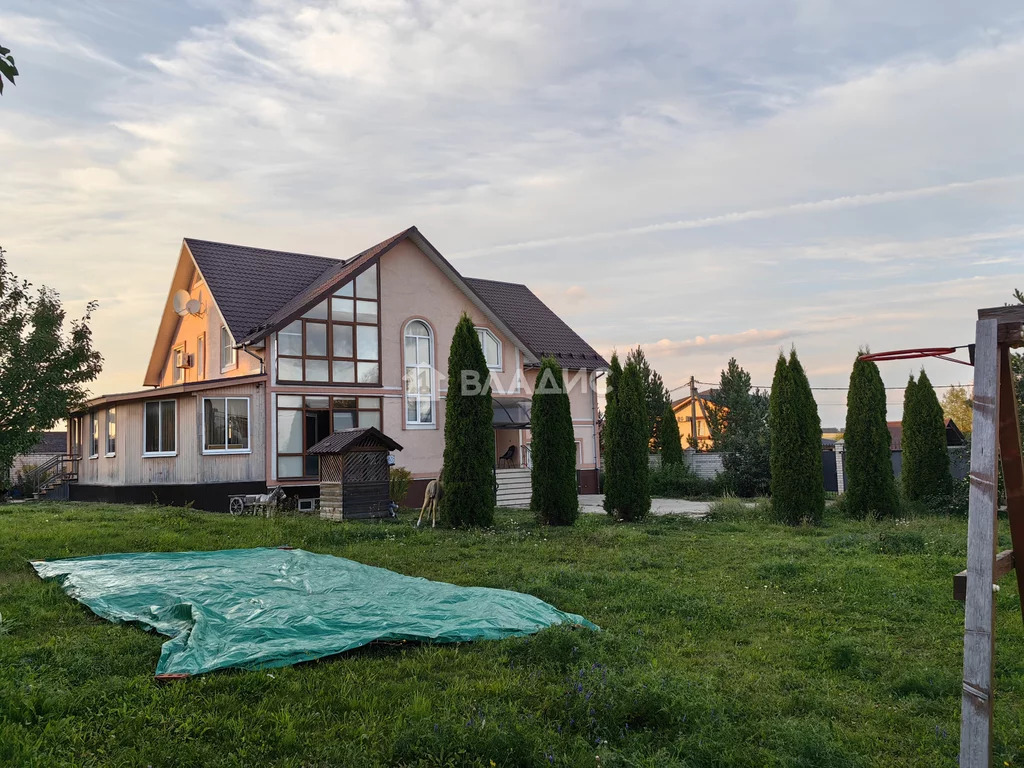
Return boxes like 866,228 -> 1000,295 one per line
689,379 -> 970,392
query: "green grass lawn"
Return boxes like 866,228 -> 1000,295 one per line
1,503 -> 1022,767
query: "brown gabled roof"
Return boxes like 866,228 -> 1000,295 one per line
308,427 -> 403,454
181,228 -> 604,370
462,277 -> 608,369
185,238 -> 340,343
237,228 -> 412,345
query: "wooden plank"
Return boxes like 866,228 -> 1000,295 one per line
998,343 -> 1024,620
978,305 -> 1024,322
954,549 -> 1016,601
960,318 -> 1001,768
997,323 -> 1023,346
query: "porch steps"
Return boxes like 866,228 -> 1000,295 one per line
495,468 -> 532,508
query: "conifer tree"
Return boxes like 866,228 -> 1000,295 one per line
788,350 -> 825,524
602,352 -> 623,514
439,313 -> 495,527
844,351 -> 899,518
769,349 -> 824,524
625,346 -> 670,452
530,357 -> 579,525
606,359 -> 650,521
901,369 -> 951,501
659,402 -> 683,465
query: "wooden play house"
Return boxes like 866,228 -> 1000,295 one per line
308,427 -> 403,520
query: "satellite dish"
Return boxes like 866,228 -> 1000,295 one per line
186,298 -> 203,316
172,289 -> 190,317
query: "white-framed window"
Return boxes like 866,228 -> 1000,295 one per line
89,413 -> 99,458
203,397 -> 250,453
404,320 -> 434,426
106,407 -> 116,456
221,325 -> 237,372
476,327 -> 502,370
172,344 -> 185,384
144,400 -> 177,456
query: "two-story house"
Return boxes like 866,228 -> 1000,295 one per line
68,227 -> 607,511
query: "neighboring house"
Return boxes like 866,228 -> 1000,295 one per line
821,427 -> 844,441
9,431 -> 66,484
886,418 -> 966,451
670,389 -> 718,451
68,227 -> 607,511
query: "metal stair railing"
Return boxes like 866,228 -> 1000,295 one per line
23,454 -> 80,498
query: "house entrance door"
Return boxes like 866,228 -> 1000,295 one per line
304,408 -> 331,477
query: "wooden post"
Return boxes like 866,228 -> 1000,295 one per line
998,344 -> 1024,619
959,318 -> 1000,768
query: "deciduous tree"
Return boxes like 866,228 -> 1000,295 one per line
0,43 -> 17,94
1,247 -> 102,487
940,385 -> 972,437
439,313 -> 495,527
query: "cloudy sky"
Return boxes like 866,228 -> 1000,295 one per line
3,1 -> 1023,427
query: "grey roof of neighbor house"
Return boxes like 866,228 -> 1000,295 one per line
187,230 -> 608,369
26,431 -> 66,454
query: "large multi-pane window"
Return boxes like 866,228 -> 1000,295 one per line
276,395 -> 382,478
404,320 -> 434,425
276,264 -> 380,385
144,400 -> 176,456
203,397 -> 250,453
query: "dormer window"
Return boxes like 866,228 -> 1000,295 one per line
476,328 -> 502,370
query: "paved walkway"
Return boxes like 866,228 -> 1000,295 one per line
579,494 -> 710,518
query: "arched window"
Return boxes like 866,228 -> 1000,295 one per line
404,320 -> 434,425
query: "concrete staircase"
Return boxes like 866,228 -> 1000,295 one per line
495,468 -> 532,508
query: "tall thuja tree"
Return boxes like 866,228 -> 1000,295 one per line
530,357 -> 578,526
901,369 -> 951,501
607,360 -> 651,521
439,313 -> 494,527
788,350 -> 825,524
602,352 -> 623,514
769,350 -> 824,524
707,357 -> 770,497
0,247 -> 102,487
625,346 -> 670,453
659,402 -> 683,465
844,351 -> 899,518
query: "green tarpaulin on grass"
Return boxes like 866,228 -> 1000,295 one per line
31,547 -> 597,677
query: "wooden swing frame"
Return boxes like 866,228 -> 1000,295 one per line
955,305 -> 1024,768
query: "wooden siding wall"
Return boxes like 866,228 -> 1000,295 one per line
78,382 -> 266,486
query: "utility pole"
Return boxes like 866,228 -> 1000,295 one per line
690,375 -> 697,449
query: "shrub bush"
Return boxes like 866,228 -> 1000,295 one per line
648,463 -> 731,499
388,466 -> 413,505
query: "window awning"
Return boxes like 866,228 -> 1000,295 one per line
492,397 -> 532,428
